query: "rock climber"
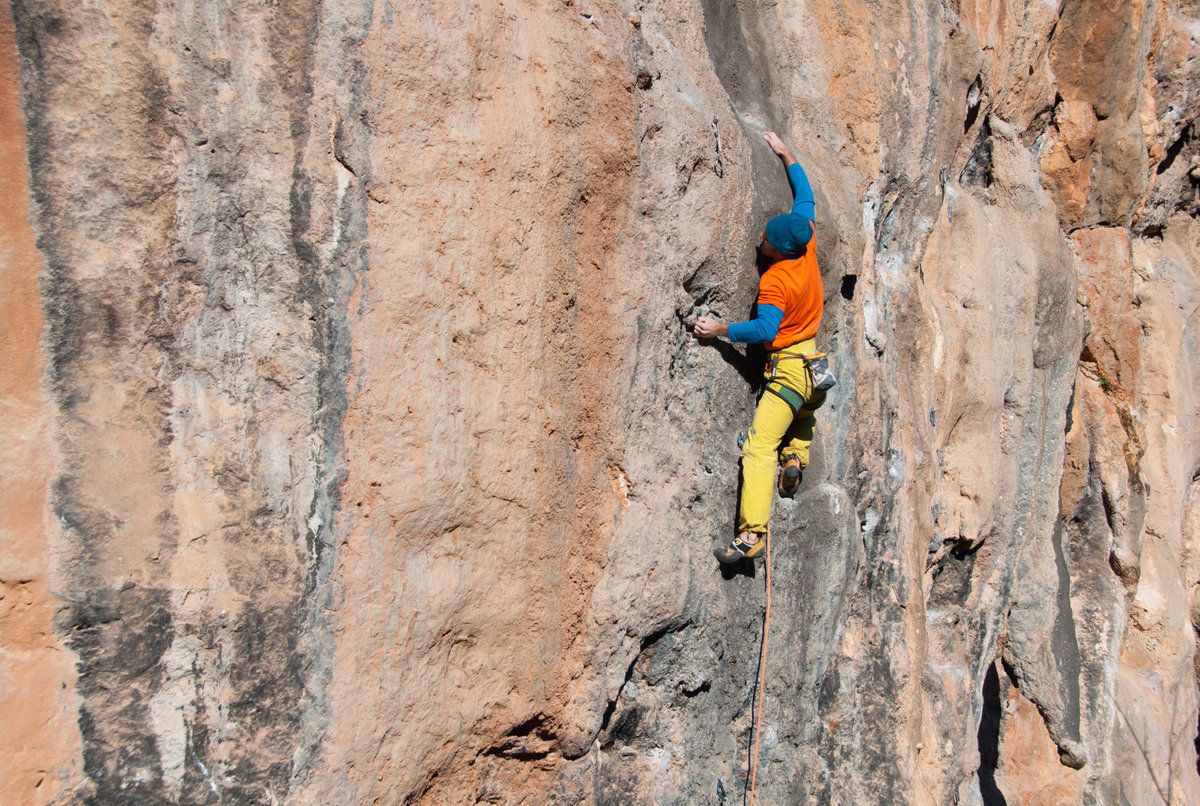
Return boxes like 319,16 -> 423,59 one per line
694,131 -> 826,564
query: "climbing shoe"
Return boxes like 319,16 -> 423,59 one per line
714,532 -> 766,564
778,457 -> 802,497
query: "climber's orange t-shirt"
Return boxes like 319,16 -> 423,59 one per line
758,229 -> 823,352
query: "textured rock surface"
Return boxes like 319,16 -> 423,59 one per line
0,3 -> 81,801
3,0 -> 1200,804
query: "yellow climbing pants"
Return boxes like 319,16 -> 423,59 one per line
738,338 -> 824,535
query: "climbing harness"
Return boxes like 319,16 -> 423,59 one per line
748,523 -> 772,806
763,348 -> 834,417
768,348 -> 837,393
763,380 -> 807,415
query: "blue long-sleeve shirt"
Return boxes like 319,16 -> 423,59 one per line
728,304 -> 784,343
728,160 -> 815,344
786,161 -> 815,223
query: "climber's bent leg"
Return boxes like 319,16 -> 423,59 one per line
738,390 -> 795,534
780,408 -> 817,469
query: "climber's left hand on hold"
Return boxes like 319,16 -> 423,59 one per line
694,316 -> 728,339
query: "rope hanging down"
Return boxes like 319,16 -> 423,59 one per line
748,524 -> 772,806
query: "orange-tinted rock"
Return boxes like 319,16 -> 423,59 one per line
992,668 -> 1086,804
958,0 -> 1060,132
4,0 -> 1200,803
1041,136 -> 1091,228
0,4 -> 82,802
1073,227 -> 1142,398
1058,99 -> 1099,161
1051,0 -> 1156,226
310,3 -> 641,799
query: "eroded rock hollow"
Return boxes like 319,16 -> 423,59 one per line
3,0 -> 1200,803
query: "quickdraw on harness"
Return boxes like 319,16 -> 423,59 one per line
762,348 -> 836,415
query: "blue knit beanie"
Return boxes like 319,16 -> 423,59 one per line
764,213 -> 813,258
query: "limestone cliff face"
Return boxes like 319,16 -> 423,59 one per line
2,0 -> 1199,804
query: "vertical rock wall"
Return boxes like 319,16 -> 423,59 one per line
5,0 -> 364,800
0,2 -> 81,801
2,0 -> 1199,804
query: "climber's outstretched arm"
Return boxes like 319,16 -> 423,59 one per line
764,131 -> 815,222
694,305 -> 783,343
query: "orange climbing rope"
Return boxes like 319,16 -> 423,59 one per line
748,524 -> 772,806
